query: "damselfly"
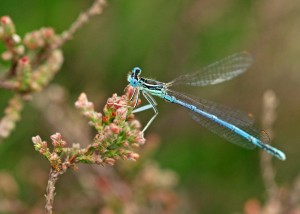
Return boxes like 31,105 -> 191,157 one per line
127,52 -> 286,160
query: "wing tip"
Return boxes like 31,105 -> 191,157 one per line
240,51 -> 253,63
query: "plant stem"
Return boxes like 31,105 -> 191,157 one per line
260,90 -> 279,198
45,168 -> 62,214
53,0 -> 106,49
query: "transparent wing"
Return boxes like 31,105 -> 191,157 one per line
167,89 -> 270,150
167,89 -> 255,128
167,52 -> 253,87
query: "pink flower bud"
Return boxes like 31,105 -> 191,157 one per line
125,85 -> 135,97
49,153 -> 59,161
11,34 -> 21,43
62,163 -> 68,171
102,116 -> 108,123
41,28 -> 54,39
39,148 -> 48,155
19,56 -> 29,65
118,99 -> 127,106
32,136 -> 41,145
41,141 -> 48,148
130,120 -> 141,129
24,30 -> 45,49
94,112 -> 102,120
93,156 -> 103,164
127,152 -> 139,161
118,148 -> 125,154
109,123 -> 120,134
135,134 -> 145,145
75,93 -> 91,109
83,111 -> 94,118
50,132 -> 62,142
106,98 -> 114,107
14,45 -> 25,55
1,16 -> 12,25
104,158 -> 115,166
51,140 -> 60,147
0,16 -> 15,37
131,143 -> 140,148
1,51 -> 12,61
60,140 -> 67,147
116,107 -> 128,120
123,141 -> 129,147
95,133 -> 105,142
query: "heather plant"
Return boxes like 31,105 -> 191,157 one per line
33,86 -> 148,213
0,0 -> 106,140
0,15 -> 63,139
0,1 -> 182,213
1,0 -> 300,213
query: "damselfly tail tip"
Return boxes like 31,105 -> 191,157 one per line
276,150 -> 286,161
261,141 -> 286,161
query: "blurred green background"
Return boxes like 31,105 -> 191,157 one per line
0,0 -> 299,213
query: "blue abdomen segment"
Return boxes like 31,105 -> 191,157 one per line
170,97 -> 286,161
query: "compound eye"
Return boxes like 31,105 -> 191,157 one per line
132,67 -> 141,76
132,79 -> 138,86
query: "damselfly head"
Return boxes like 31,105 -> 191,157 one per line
127,67 -> 141,87
132,67 -> 141,77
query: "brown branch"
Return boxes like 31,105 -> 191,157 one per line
45,168 -> 63,214
53,0 -> 107,49
285,175 -> 300,213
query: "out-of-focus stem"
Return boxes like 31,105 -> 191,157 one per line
0,94 -> 23,140
260,90 -> 279,198
53,0 -> 106,49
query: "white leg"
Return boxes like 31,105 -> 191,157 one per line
141,91 -> 158,133
107,88 -> 140,109
107,89 -> 158,132
132,104 -> 153,113
106,101 -> 132,108
130,87 -> 138,102
133,89 -> 140,108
